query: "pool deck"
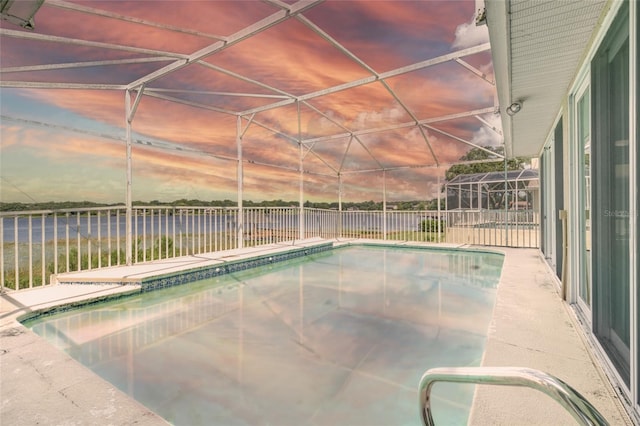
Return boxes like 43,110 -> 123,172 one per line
0,239 -> 634,425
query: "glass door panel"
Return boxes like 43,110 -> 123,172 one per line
637,0 -> 640,407
591,4 -> 630,385
577,88 -> 591,307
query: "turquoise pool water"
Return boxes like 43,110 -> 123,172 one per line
26,245 -> 504,425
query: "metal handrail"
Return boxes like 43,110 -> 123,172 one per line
418,367 -> 609,426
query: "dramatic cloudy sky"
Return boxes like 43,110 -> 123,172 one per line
0,0 -> 497,204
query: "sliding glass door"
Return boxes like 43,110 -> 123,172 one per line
575,81 -> 592,309
591,3 -> 630,385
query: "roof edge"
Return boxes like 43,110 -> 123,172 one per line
485,0 -> 513,157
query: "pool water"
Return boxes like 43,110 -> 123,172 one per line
26,245 -> 504,425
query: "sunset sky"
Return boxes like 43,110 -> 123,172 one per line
0,0 -> 499,204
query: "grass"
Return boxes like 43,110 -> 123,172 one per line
1,229 -> 445,291
3,236 -> 192,291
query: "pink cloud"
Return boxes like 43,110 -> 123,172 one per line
1,1 -> 496,203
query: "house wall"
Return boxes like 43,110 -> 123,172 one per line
539,0 -> 639,418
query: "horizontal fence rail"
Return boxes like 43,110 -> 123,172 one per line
444,209 -> 540,247
1,207 -> 539,291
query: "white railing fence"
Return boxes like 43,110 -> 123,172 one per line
444,209 -> 540,247
1,206 -> 538,291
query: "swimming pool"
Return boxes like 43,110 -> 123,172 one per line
25,244 -> 504,425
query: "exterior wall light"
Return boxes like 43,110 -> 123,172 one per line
506,102 -> 522,116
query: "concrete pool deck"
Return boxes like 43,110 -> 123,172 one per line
0,240 -> 634,425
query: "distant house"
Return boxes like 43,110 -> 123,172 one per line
445,169 -> 539,211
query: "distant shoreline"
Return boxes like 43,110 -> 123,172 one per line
1,198 -> 440,213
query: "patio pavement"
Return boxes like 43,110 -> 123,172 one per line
468,248 -> 633,425
0,240 -> 634,425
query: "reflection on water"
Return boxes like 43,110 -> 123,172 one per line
28,246 -> 503,426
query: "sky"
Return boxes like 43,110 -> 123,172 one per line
0,0 -> 498,204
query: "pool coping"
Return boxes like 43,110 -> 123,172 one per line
51,238 -> 334,285
9,238 -> 484,326
0,239 -> 633,425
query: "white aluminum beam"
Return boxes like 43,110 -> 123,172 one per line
1,114 -> 127,142
196,61 -> 296,99
244,118 -> 299,144
144,87 -> 289,99
338,174 -> 343,213
3,115 -> 337,177
124,90 -> 133,265
0,57 -> 174,74
143,91 -> 239,116
297,101 -> 304,239
1,115 -> 335,178
340,165 -> 437,174
236,116 -> 244,249
296,14 -> 377,75
1,114 -> 238,161
0,81 -> 126,90
240,97 -> 298,116
303,121 -> 414,145
337,136 -> 354,173
419,106 -> 497,124
240,43 -> 491,116
300,101 -> 384,172
243,121 -> 326,174
301,106 -> 496,144
0,28 -> 189,59
338,157 -> 504,175
475,114 -> 502,136
262,0 -> 292,11
383,170 -> 387,238
240,114 -> 255,138
245,117 -> 339,174
378,42 -> 490,79
421,123 -> 505,159
454,58 -> 495,85
128,86 -> 145,123
417,124 -> 439,167
47,0 -> 228,42
302,100 -> 351,133
354,135 -> 386,169
142,88 -> 298,121
126,0 -> 324,90
378,79 -> 439,166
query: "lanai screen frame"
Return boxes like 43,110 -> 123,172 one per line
1,0 -> 505,263
445,169 -> 539,211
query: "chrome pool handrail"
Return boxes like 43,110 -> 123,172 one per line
418,366 -> 609,426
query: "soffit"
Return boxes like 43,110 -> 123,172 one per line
487,0 -> 607,158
